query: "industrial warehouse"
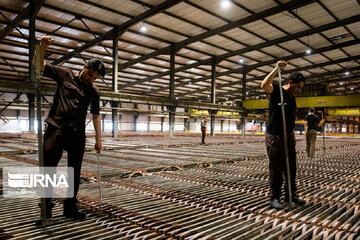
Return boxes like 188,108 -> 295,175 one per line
0,0 -> 360,239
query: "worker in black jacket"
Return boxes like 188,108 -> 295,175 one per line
36,36 -> 104,222
305,107 -> 324,158
261,60 -> 306,210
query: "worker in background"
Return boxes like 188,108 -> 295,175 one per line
35,36 -> 104,223
201,117 -> 208,144
261,60 -> 306,210
305,107 -> 324,158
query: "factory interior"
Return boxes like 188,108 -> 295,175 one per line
0,0 -> 360,239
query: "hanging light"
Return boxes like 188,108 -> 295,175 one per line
140,22 -> 147,32
221,0 -> 231,9
306,35 -> 312,55
239,57 -> 244,64
345,71 -> 350,75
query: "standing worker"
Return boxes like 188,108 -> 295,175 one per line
305,107 -> 324,158
36,36 -> 104,222
261,60 -> 306,210
201,117 -> 208,144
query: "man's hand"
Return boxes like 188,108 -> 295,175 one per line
40,36 -> 53,46
36,36 -> 53,72
277,60 -> 287,71
262,60 -> 287,94
95,138 -> 102,153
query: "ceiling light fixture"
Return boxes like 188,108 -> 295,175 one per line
345,71 -> 350,75
140,22 -> 147,32
221,0 -> 231,9
239,57 -> 244,64
351,87 -> 354,90
306,35 -> 312,55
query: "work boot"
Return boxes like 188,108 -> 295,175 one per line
63,199 -> 86,220
35,199 -> 54,226
284,196 -> 306,206
270,199 -> 283,210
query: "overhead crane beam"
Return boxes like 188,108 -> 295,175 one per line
243,95 -> 360,110
327,109 -> 360,117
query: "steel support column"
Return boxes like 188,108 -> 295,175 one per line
148,107 -> 151,132
210,56 -> 216,136
101,114 -> 105,132
184,118 -> 187,132
28,0 -> 36,132
242,65 -> 247,136
28,93 -> 35,131
112,26 -> 119,93
161,105 -> 164,132
169,44 -> 175,137
111,28 -> 119,138
134,104 -> 138,132
168,106 -> 175,137
111,102 -> 118,138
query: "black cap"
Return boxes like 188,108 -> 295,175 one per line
86,58 -> 106,77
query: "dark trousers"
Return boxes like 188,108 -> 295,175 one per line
201,127 -> 206,143
265,133 -> 297,200
43,124 -> 85,204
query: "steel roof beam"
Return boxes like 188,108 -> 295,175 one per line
149,39 -> 360,96
0,0 -> 45,42
119,0 -> 317,72
52,0 -> 184,65
125,14 -> 360,92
